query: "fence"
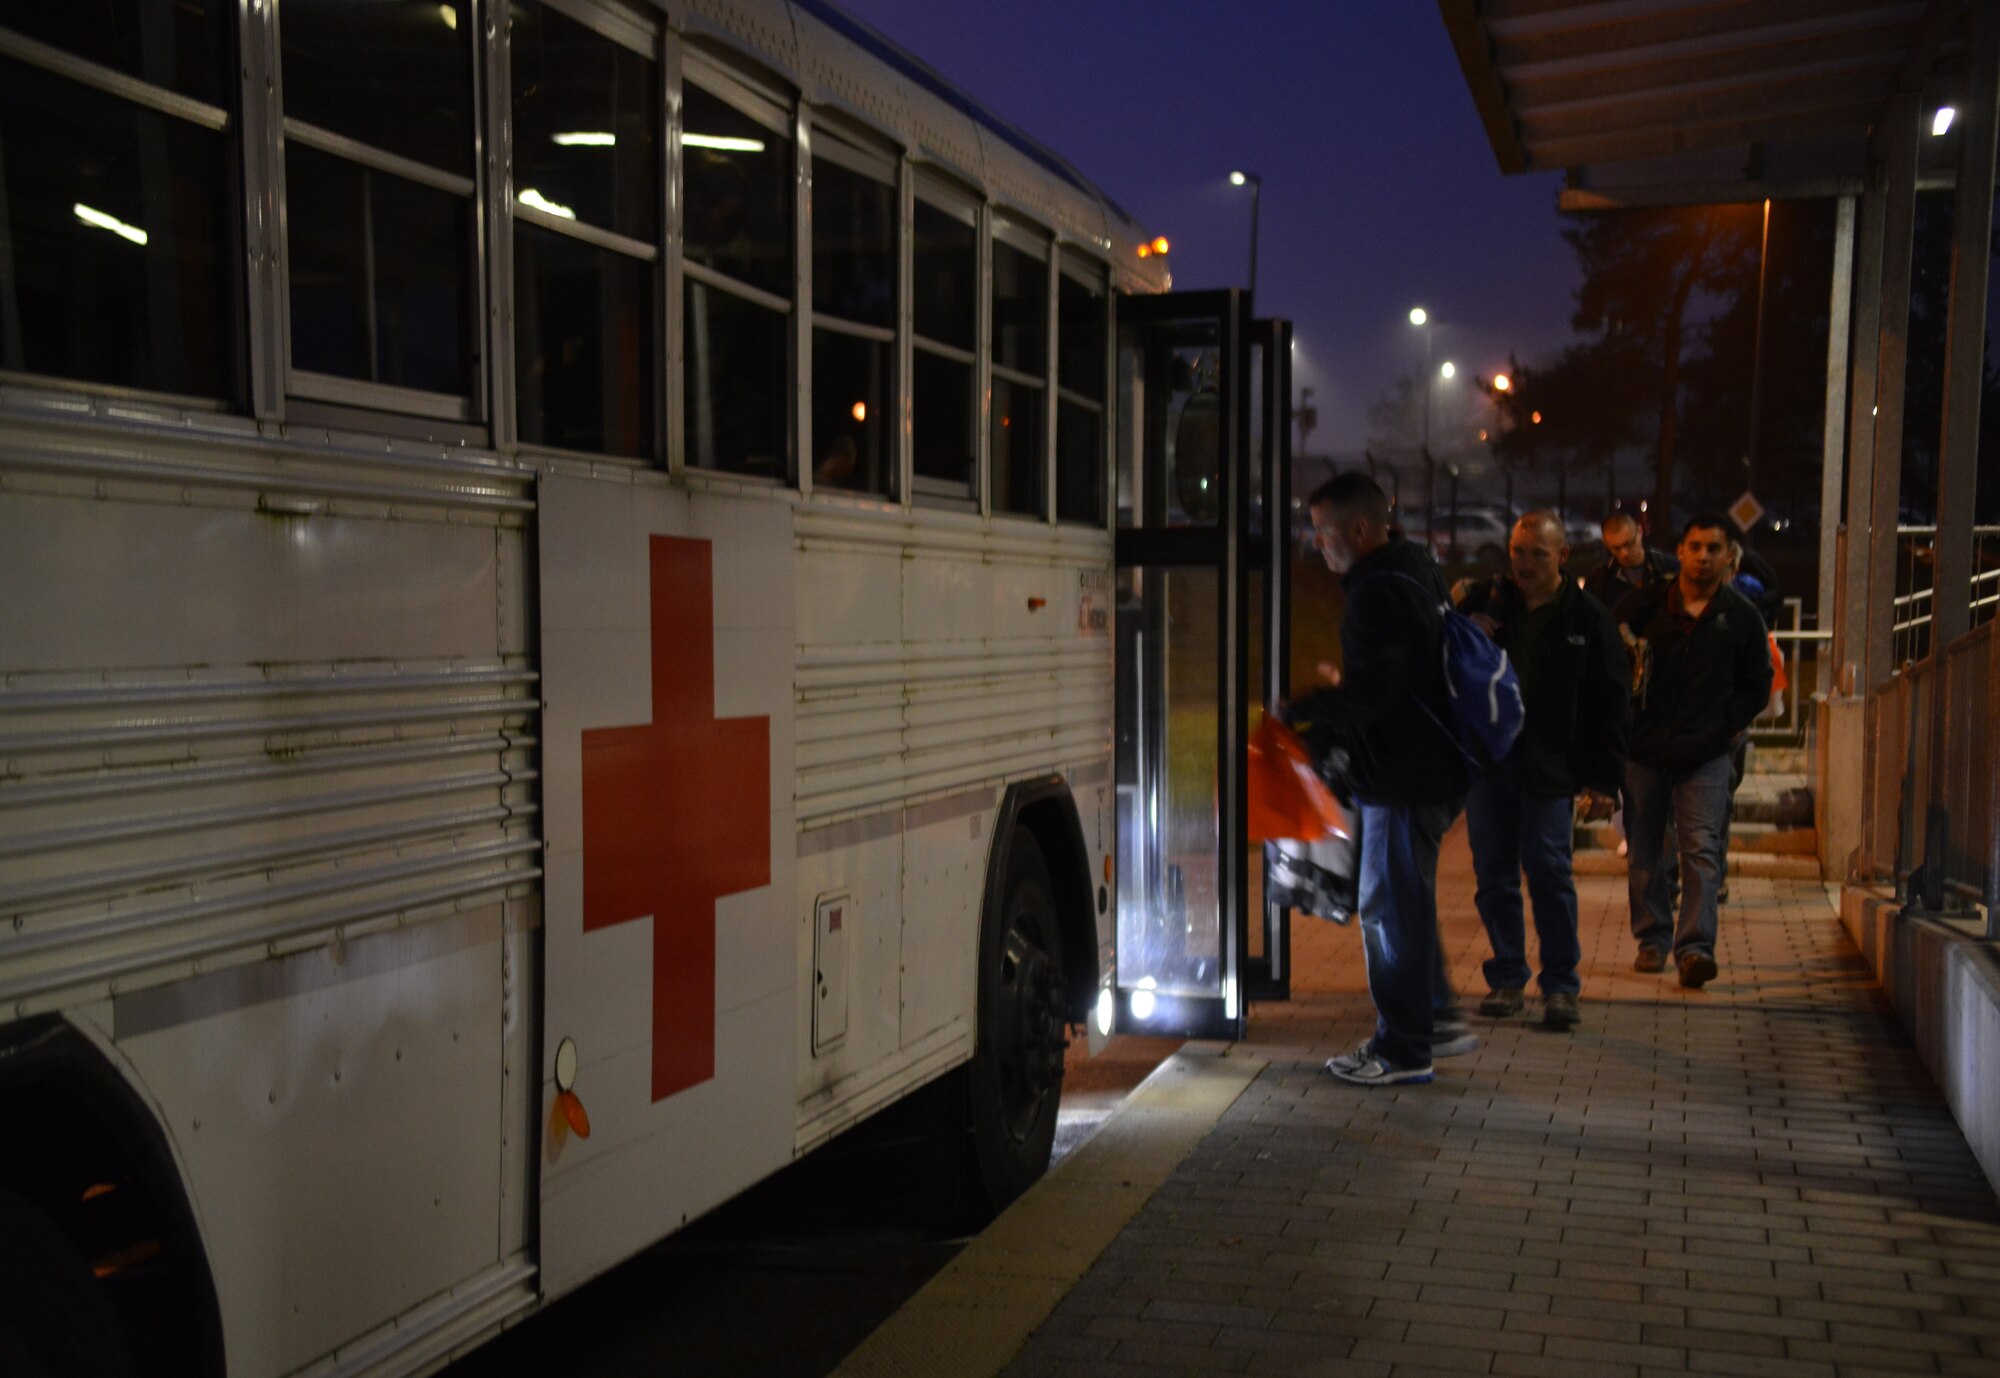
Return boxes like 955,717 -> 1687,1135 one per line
1755,597 -> 1827,748
1859,620 -> 2000,929
1892,525 -> 2000,666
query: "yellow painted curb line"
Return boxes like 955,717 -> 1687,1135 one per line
831,1044 -> 1264,1378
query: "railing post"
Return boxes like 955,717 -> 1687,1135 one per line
1911,0 -> 1999,918
1865,94 -> 1920,693
1988,624 -> 2000,939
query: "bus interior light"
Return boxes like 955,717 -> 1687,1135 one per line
683,133 -> 767,153
74,203 -> 147,246
553,131 -> 616,146
518,189 -> 576,220
1129,988 -> 1156,1021
1095,988 -> 1114,1037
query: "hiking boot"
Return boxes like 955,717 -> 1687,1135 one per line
1633,948 -> 1668,973
1431,1018 -> 1481,1059
1479,987 -> 1525,1018
1325,1042 -> 1434,1087
1542,991 -> 1581,1031
1678,951 -> 1718,989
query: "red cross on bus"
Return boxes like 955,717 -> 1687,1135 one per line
581,534 -> 771,1103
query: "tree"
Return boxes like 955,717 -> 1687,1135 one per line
1563,204 -> 1762,532
1488,339 -> 1647,521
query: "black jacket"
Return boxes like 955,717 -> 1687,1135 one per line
1583,546 -> 1676,611
1289,536 -> 1468,807
1458,577 -> 1630,797
1613,580 -> 1773,771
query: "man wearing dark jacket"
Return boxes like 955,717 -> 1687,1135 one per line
1614,513 -> 1773,988
1585,510 -> 1677,610
1457,512 -> 1630,1030
1290,473 -> 1471,1086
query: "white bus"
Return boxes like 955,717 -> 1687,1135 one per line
0,1 -> 1178,1373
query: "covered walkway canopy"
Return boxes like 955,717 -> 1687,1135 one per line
1442,0 -> 1999,931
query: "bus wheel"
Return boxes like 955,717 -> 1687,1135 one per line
0,1189 -> 136,1378
968,828 -> 1069,1216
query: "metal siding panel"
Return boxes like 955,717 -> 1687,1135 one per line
0,492 -> 506,671
113,912 -> 506,1377
536,474 -> 798,1299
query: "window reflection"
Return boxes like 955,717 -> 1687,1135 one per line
991,375 -> 1043,517
288,144 -> 472,395
811,331 -> 888,493
0,56 -> 233,400
515,223 -> 651,458
281,0 -> 473,178
682,82 -> 790,299
684,277 -> 786,479
510,0 -> 657,457
913,201 -> 975,351
512,3 -> 657,244
812,155 -> 894,328
913,349 -> 974,490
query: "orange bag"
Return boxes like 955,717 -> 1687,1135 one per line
1247,713 -> 1349,843
1768,634 -> 1788,695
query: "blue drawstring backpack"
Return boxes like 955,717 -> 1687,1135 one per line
1378,571 -> 1525,770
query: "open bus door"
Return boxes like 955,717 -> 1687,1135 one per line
1112,291 -> 1292,1040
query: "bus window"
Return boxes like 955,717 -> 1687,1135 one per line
0,7 -> 236,402
910,193 -> 976,501
281,0 -> 477,407
511,1 -> 658,459
1056,257 -> 1108,525
681,73 -> 792,479
809,136 -> 895,496
990,222 -> 1049,519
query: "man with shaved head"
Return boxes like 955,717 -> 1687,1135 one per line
1585,509 -> 1677,610
1455,511 -> 1630,1029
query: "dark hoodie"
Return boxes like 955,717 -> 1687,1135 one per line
1290,534 -> 1468,807
1614,579 -> 1773,771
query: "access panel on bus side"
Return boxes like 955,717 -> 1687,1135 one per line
535,471 -> 797,1298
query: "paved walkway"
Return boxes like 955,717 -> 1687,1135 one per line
1000,822 -> 2000,1378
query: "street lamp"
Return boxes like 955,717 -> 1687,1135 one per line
1410,307 -> 1437,548
1229,170 -> 1262,304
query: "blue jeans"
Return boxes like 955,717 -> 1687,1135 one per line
1355,797 -> 1461,1068
1624,755 -> 1732,959
1465,773 -> 1580,996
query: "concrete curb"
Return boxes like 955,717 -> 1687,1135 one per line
830,1043 -> 1264,1378
1840,883 -> 2000,1199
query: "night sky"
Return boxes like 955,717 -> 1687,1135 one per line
834,0 -> 1581,456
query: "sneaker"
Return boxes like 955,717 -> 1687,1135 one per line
1479,987 -> 1525,1018
1431,1019 -> 1481,1059
1678,952 -> 1718,989
1325,1042 -> 1434,1087
1633,948 -> 1668,973
1542,991 -> 1580,1030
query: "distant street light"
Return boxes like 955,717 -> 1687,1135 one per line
1411,307 -> 1438,549
1229,170 -> 1262,303
1440,360 -> 1456,380
1492,373 -> 1511,392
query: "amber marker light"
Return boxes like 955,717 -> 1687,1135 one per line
1151,236 -> 1170,255
1531,410 -> 1543,424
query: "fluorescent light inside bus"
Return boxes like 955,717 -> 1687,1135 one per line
683,134 -> 766,152
74,204 -> 147,246
518,188 -> 576,220
553,132 -> 616,147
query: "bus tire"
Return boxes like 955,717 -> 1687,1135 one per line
0,1188 -> 136,1378
967,827 -> 1069,1216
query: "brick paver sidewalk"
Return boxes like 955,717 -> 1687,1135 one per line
1004,822 -> 2000,1377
